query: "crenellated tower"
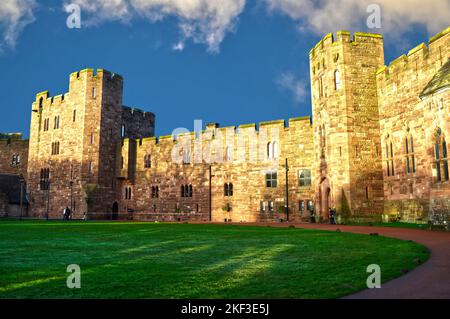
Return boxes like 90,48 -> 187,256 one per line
309,31 -> 385,220
27,69 -> 155,218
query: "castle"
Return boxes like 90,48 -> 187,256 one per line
0,26 -> 448,224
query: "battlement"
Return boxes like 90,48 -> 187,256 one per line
69,68 -> 123,82
33,68 -> 124,109
376,26 -> 450,83
135,116 -> 312,148
122,106 -> 155,119
0,133 -> 24,141
309,30 -> 383,59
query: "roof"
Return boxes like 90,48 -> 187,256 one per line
0,174 -> 29,205
420,59 -> 450,99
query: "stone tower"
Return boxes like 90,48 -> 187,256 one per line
28,69 -> 131,217
309,32 -> 385,221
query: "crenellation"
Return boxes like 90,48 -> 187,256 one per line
1,26 -> 448,223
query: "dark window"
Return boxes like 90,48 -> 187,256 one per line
405,136 -> 416,174
144,155 -> 151,168
40,168 -> 50,190
54,116 -> 60,129
307,200 -> 314,212
224,183 -> 234,196
435,132 -> 449,182
151,186 -> 159,198
51,141 -> 60,155
299,200 -> 305,213
73,110 -> 76,122
265,172 -> 277,188
385,141 -> 395,176
124,187 -> 132,200
299,169 -> 312,186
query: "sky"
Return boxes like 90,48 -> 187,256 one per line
0,0 -> 448,137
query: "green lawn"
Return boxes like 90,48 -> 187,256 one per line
0,220 -> 429,299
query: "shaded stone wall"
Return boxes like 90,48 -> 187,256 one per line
0,134 -> 29,178
377,27 -> 450,222
122,107 -> 155,139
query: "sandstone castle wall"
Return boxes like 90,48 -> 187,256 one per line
0,26 -> 448,223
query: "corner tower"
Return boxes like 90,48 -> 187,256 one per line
309,31 -> 385,221
27,69 -> 126,217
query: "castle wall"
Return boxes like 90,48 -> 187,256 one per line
377,27 -> 450,222
309,31 -> 385,221
116,117 -> 315,222
0,133 -> 29,178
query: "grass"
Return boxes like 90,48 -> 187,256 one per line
0,220 -> 429,299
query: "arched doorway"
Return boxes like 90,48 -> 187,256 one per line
112,202 -> 119,220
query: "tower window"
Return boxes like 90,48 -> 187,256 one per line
267,142 -> 279,160
73,110 -> 76,122
405,135 -> 416,174
51,141 -> 60,155
144,155 -> 151,168
385,141 -> 395,177
434,129 -> 449,183
334,69 -> 342,90
54,116 -> 60,129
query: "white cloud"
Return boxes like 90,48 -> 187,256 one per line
276,72 -> 308,104
0,0 -> 36,51
264,0 -> 450,36
66,0 -> 246,53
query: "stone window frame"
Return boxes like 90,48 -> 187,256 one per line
43,118 -> 50,131
298,169 -> 312,187
51,141 -> 60,155
225,146 -> 233,162
11,154 -> 21,166
405,130 -> 416,175
151,186 -> 159,198
224,183 -> 233,197
265,171 -> 277,188
144,154 -> 151,168
299,200 -> 305,214
334,69 -> 342,91
124,187 -> 132,200
39,168 -> 50,191
54,116 -> 60,130
384,136 -> 395,177
434,128 -> 449,183
267,142 -> 279,160
181,184 -> 193,198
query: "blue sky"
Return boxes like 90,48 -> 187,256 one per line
0,1 -> 447,137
